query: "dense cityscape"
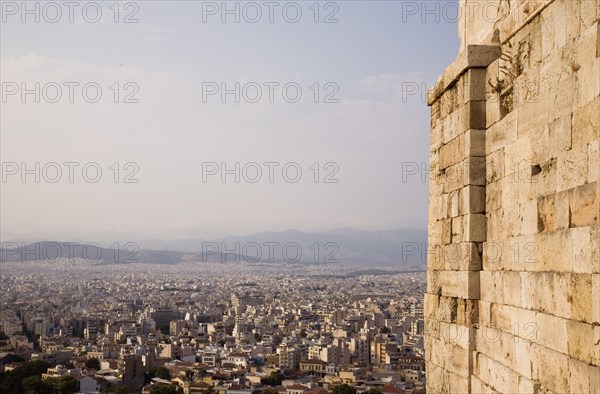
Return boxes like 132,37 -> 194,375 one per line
0,259 -> 426,393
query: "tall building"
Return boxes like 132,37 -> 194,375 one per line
118,352 -> 145,392
425,0 -> 600,392
231,294 -> 264,314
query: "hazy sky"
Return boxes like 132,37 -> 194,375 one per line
1,1 -> 459,242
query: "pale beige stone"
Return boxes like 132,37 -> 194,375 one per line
572,96 -> 600,149
531,343 -> 570,393
548,114 -> 572,157
566,319 -> 598,364
571,274 -> 593,324
572,227 -> 593,273
568,357 -> 591,394
557,144 -> 589,192
459,186 -> 486,215
569,182 -> 599,228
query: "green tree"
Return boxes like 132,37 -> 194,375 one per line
265,370 -> 284,386
262,389 -> 280,394
332,384 -> 357,394
363,389 -> 383,394
100,386 -> 131,393
300,329 -> 307,338
22,375 -> 52,394
150,384 -> 183,394
153,366 -> 172,380
379,327 -> 390,334
47,375 -> 79,393
0,360 -> 51,393
85,357 -> 101,371
0,331 -> 8,340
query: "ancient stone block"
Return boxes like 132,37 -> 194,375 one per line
439,134 -> 465,170
566,319 -> 597,365
531,343 -> 570,393
569,182 -> 599,228
548,114 -> 572,157
537,230 -> 573,272
464,214 -> 487,242
572,96 -> 600,149
466,129 -> 486,157
569,357 -> 593,394
572,227 -> 593,273
537,190 -> 569,232
570,273 -> 593,324
459,185 -> 486,215
529,157 -> 558,199
486,148 -> 505,184
557,146 -> 589,191
459,101 -> 487,133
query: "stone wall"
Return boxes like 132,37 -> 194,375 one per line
425,1 -> 600,392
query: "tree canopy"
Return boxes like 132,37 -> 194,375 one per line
332,384 -> 357,394
85,358 -> 101,371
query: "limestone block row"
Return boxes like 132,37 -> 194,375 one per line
530,342 -> 571,393
537,189 -> 570,232
529,339 -> 600,392
566,319 -> 599,365
431,84 -> 459,131
452,185 -> 486,217
472,352 -> 521,394
424,293 -> 458,323
572,95 -> 600,150
568,182 -> 599,227
428,242 -> 482,271
521,272 -> 597,323
457,68 -> 488,104
425,319 -> 476,351
428,270 -> 480,299
535,229 -> 574,272
482,229 -> 598,273
452,214 -> 487,243
568,357 -> 600,394
479,270 -> 523,306
425,361 -> 470,394
442,157 -> 487,193
424,360 -> 446,394
548,114 -> 572,158
483,300 -> 600,365
485,108 -> 517,156
482,234 -> 539,270
426,334 -> 473,379
486,223 -> 600,274
439,129 -> 486,170
573,24 -> 600,108
474,325 -> 532,379
556,145 -> 591,192
428,219 -> 451,246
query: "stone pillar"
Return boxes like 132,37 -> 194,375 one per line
425,45 -> 501,393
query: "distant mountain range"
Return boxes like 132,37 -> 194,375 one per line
0,228 -> 428,268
